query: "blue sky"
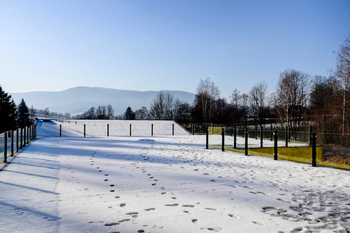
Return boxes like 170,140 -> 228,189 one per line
1,0 -> 349,99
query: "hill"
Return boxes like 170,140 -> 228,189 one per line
10,86 -> 196,115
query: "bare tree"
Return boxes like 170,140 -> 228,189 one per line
194,77 -> 220,123
275,69 -> 310,128
249,81 -> 268,125
107,104 -> 114,119
230,89 -> 241,110
29,105 -> 36,121
336,35 -> 350,136
149,91 -> 176,120
135,106 -> 148,120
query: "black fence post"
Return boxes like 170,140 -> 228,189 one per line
285,126 -> 288,147
260,126 -> 263,148
206,127 -> 209,149
11,130 -> 14,156
24,127 -> 26,147
107,124 -> 109,137
255,125 -> 258,140
172,124 -> 174,136
16,128 -> 19,153
233,126 -> 237,149
312,133 -> 317,167
20,128 -> 23,149
274,131 -> 278,160
222,128 -> 225,152
4,132 -> 7,163
151,124 -> 153,136
245,129 -> 248,156
270,124 -> 273,141
60,124 -> 62,137
309,126 -> 312,146
130,124 -> 132,136
84,124 -> 86,137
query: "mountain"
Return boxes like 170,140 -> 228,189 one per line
10,86 -> 196,115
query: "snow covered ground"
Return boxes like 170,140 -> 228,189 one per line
1,135 -> 350,233
36,120 -> 190,137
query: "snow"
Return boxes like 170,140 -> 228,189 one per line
1,134 -> 350,233
36,120 -> 190,137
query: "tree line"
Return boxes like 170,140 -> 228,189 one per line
78,35 -> 350,139
0,86 -> 35,133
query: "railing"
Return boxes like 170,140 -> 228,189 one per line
0,124 -> 36,165
205,125 -> 350,171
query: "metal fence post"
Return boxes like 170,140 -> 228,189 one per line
172,124 -> 174,136
270,124 -> 273,141
130,124 -> 132,136
60,124 -> 62,137
260,126 -> 263,148
285,126 -> 288,147
274,131 -> 278,160
4,132 -> 7,163
84,124 -> 86,137
222,128 -> 225,152
107,124 -> 109,137
206,127 -> 209,149
255,125 -> 258,140
309,126 -> 312,146
233,126 -> 237,149
245,129 -> 248,155
312,133 -> 317,167
24,127 -> 26,147
16,128 -> 19,153
151,124 -> 153,136
11,130 -> 14,156
20,128 -> 23,149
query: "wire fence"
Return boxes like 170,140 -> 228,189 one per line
1,125 -> 36,165
36,119 -> 191,137
206,124 -> 350,170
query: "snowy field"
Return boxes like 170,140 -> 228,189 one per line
36,120 -> 190,137
1,135 -> 350,233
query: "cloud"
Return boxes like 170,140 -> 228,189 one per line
0,36 -> 29,41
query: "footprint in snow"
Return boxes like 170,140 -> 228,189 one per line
201,227 -> 222,232
104,222 -> 119,226
182,205 -> 195,208
165,204 -> 179,207
192,219 -> 198,223
145,208 -> 156,211
205,208 -> 216,211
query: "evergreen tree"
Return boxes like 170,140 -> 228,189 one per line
0,85 -> 17,133
124,107 -> 135,120
17,98 -> 30,127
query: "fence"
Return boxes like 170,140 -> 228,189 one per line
206,125 -> 350,170
36,119 -> 190,137
0,124 -> 36,165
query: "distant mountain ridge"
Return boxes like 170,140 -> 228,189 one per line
10,86 -> 196,115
